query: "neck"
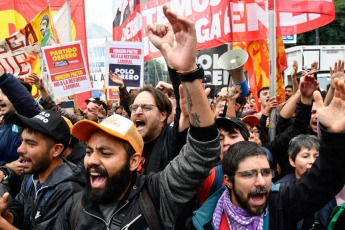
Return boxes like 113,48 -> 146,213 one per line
38,158 -> 63,183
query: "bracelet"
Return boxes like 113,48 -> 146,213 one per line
178,64 -> 204,82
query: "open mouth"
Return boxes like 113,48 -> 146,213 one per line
250,193 -> 266,206
135,119 -> 146,130
90,172 -> 106,189
20,157 -> 31,168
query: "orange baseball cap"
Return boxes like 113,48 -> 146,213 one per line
241,115 -> 260,128
72,114 -> 144,154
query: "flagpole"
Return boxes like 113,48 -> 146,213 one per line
67,0 -> 72,41
268,0 -> 276,141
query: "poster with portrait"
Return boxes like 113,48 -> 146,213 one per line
105,41 -> 144,90
41,41 -> 92,98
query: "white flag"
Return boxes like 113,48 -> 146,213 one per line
53,0 -> 72,43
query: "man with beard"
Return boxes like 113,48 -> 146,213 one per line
0,110 -> 85,230
192,78 -> 345,229
53,5 -> 220,229
129,24 -> 190,174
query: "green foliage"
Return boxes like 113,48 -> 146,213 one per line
295,0 -> 345,45
143,59 -> 168,86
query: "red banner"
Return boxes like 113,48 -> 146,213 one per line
113,0 -> 335,61
0,0 -> 91,110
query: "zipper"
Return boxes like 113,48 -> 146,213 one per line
84,200 -> 130,229
121,214 -> 142,230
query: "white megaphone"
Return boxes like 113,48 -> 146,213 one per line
218,49 -> 249,97
218,49 -> 248,70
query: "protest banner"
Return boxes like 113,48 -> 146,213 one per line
0,6 -> 58,99
41,41 -> 92,98
106,41 -> 144,89
0,0 -> 91,109
113,0 -> 335,61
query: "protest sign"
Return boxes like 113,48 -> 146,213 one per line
106,41 -> 144,89
42,41 -> 91,98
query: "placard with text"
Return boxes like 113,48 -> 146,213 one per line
42,41 -> 92,99
106,41 -> 144,91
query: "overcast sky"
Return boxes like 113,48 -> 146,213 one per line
84,0 -> 113,33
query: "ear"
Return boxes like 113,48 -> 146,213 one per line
51,144 -> 65,158
289,156 -> 296,168
160,111 -> 167,123
129,153 -> 142,171
224,174 -> 233,190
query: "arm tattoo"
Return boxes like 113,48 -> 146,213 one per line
182,83 -> 201,127
182,83 -> 193,113
190,113 -> 201,127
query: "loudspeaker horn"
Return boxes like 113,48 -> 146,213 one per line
218,50 -> 248,70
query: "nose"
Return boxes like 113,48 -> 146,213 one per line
17,142 -> 26,155
255,172 -> 266,187
133,106 -> 143,115
249,132 -> 255,142
86,152 -> 101,166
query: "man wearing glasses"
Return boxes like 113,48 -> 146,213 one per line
191,77 -> 345,229
129,35 -> 190,174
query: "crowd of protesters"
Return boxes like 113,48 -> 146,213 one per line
0,5 -> 345,230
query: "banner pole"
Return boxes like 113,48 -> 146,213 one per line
268,0 -> 277,141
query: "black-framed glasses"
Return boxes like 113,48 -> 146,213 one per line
235,168 -> 275,180
129,104 -> 157,112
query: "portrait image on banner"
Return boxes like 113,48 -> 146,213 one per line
106,41 -> 144,89
0,6 -> 58,98
41,41 -> 92,99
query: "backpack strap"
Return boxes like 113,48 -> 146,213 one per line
139,186 -> 162,230
209,166 -> 223,197
25,176 -> 33,193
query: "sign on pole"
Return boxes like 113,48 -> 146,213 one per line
42,41 -> 92,99
105,41 -> 144,92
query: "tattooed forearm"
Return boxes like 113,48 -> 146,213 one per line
182,83 -> 193,113
190,113 -> 201,127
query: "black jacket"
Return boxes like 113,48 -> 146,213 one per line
8,162 -> 85,230
268,125 -> 345,229
54,125 -> 220,230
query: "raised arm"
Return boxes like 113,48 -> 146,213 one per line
153,6 -> 220,229
324,60 -> 344,106
290,60 -> 299,95
276,78 -> 345,225
0,68 -> 41,118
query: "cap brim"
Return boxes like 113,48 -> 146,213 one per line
9,113 -> 51,137
72,120 -> 131,147
216,117 -> 238,129
242,115 -> 260,127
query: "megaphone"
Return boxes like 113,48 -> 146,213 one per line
218,49 -> 248,71
218,49 -> 249,100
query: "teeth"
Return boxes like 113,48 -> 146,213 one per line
90,172 -> 101,176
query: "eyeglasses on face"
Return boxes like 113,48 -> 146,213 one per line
216,104 -> 225,109
129,104 -> 157,112
235,168 -> 275,180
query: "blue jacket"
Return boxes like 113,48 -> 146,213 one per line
0,73 -> 41,165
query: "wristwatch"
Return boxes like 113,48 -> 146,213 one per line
179,64 -> 204,82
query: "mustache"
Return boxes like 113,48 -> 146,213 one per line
86,165 -> 109,177
248,187 -> 268,197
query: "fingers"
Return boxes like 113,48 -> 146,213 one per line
334,78 -> 341,99
313,90 -> 324,109
204,87 -> 211,97
336,78 -> 345,101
